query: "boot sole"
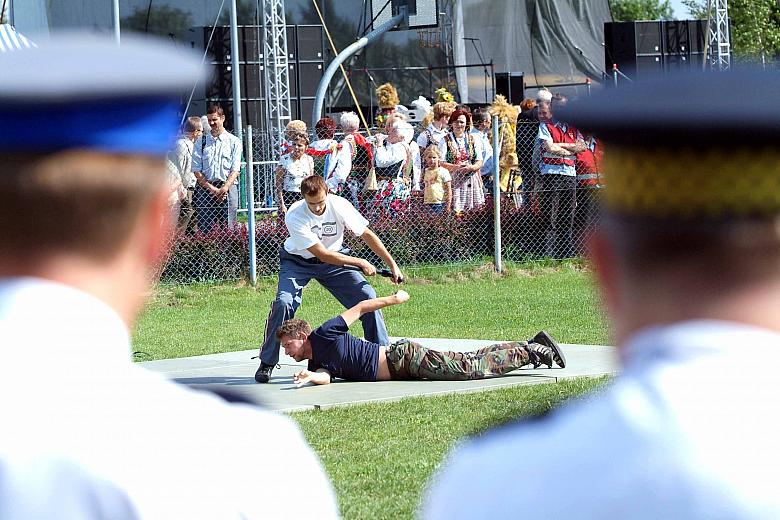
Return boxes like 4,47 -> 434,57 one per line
533,331 -> 566,368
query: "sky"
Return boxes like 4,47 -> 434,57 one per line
669,0 -> 690,19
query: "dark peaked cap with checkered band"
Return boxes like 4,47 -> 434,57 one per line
0,33 -> 205,156
556,69 -> 780,218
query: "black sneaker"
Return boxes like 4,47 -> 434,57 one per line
254,363 -> 275,383
529,331 -> 566,368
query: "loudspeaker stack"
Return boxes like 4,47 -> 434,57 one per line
604,20 -> 709,81
203,25 -> 325,129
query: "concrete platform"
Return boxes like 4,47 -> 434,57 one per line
140,338 -> 619,412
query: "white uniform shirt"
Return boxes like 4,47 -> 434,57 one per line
192,129 -> 242,183
284,195 -> 368,259
422,320 -> 780,519
279,152 -> 315,193
0,278 -> 339,520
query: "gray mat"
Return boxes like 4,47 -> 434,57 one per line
140,338 -> 618,412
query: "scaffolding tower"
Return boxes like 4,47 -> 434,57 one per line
709,0 -> 731,70
261,0 -> 292,150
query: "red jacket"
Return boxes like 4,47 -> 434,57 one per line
541,120 -> 580,168
575,137 -> 603,186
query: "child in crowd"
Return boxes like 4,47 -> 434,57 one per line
275,131 -> 314,214
422,146 -> 452,214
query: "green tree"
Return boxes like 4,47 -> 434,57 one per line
682,0 -> 780,62
610,0 -> 674,21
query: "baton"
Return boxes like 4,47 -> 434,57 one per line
342,264 -> 403,283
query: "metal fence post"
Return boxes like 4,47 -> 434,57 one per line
245,126 -> 257,286
492,114 -> 502,272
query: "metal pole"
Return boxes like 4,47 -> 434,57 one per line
245,126 -> 257,285
229,0 -> 243,141
112,0 -> 120,44
492,114 -> 502,273
612,64 -> 618,88
312,10 -> 405,126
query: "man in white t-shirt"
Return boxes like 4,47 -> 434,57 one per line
255,175 -> 404,383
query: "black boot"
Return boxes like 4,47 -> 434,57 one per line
527,331 -> 566,368
254,363 -> 275,383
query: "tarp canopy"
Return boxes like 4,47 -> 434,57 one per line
453,0 -> 612,103
0,23 -> 36,52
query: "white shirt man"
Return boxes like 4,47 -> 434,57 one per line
284,194 -> 367,259
192,108 -> 242,231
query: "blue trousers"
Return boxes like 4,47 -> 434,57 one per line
259,249 -> 390,365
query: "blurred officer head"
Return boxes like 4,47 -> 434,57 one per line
559,70 -> 780,344
0,34 -> 203,326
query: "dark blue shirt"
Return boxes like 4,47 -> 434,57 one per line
308,316 -> 380,381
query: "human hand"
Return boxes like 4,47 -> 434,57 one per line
217,186 -> 229,201
293,370 -> 313,388
390,265 -> 404,284
359,259 -> 377,277
394,289 -> 410,304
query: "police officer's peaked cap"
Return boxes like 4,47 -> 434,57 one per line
0,33 -> 205,155
557,70 -> 780,218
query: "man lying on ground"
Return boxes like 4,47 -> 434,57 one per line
278,290 -> 566,386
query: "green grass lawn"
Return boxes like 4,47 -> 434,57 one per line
293,377 -> 609,520
133,260 -> 608,360
133,262 -> 611,519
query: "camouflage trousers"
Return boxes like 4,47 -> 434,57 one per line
385,339 -> 532,381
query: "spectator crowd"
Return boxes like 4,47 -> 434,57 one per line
166,82 -> 603,261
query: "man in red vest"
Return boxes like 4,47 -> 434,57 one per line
575,133 -> 603,249
537,94 -> 586,259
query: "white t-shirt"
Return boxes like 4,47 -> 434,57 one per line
283,194 -> 368,259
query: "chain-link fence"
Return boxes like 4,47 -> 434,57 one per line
160,115 -> 601,284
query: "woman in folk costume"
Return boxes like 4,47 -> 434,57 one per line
280,119 -> 308,155
417,100 -> 457,151
309,117 -> 350,194
373,119 -> 421,217
438,108 -> 485,212
337,111 -> 373,211
375,82 -> 400,130
488,95 -> 522,199
275,131 -> 314,214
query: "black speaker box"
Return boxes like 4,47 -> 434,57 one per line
298,98 -> 315,123
664,20 -> 690,54
286,26 -> 296,60
495,72 -> 525,104
288,63 -> 298,98
298,62 -> 324,98
297,25 -> 325,61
